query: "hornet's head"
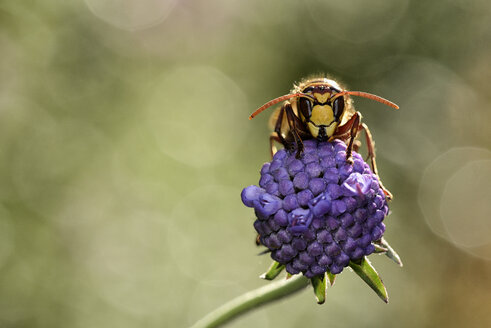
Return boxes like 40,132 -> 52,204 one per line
249,77 -> 399,141
295,78 -> 347,140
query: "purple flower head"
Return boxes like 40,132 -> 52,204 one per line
288,208 -> 313,234
242,139 -> 389,278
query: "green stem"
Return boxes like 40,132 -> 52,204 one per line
190,275 -> 310,328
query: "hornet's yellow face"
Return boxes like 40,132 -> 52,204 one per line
296,79 -> 347,141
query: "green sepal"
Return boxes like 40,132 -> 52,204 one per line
310,274 -> 327,304
373,243 -> 388,253
326,271 -> 336,286
349,257 -> 389,303
379,238 -> 403,267
260,261 -> 285,280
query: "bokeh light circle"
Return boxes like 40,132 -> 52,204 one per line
419,147 -> 491,259
440,160 -> 491,249
146,66 -> 249,168
51,172 -> 179,317
11,117 -> 110,216
84,0 -> 177,31
85,211 -> 174,316
305,0 -> 409,43
372,58 -> 481,169
167,185 -> 255,282
0,206 -> 14,271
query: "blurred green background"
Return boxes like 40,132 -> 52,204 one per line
1,0 -> 491,327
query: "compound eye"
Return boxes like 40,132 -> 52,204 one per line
298,97 -> 313,119
333,96 -> 345,120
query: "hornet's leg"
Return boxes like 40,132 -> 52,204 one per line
352,140 -> 362,152
334,112 -> 392,200
269,105 -> 287,158
360,123 -> 393,201
269,133 -> 283,159
333,111 -> 361,164
284,103 -> 304,158
345,113 -> 361,164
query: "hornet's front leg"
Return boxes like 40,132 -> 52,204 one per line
269,105 -> 287,158
332,111 -> 361,164
284,103 -> 304,158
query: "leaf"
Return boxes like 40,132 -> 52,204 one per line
349,257 -> 389,303
310,274 -> 327,304
326,271 -> 336,286
379,238 -> 403,267
260,261 -> 285,280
